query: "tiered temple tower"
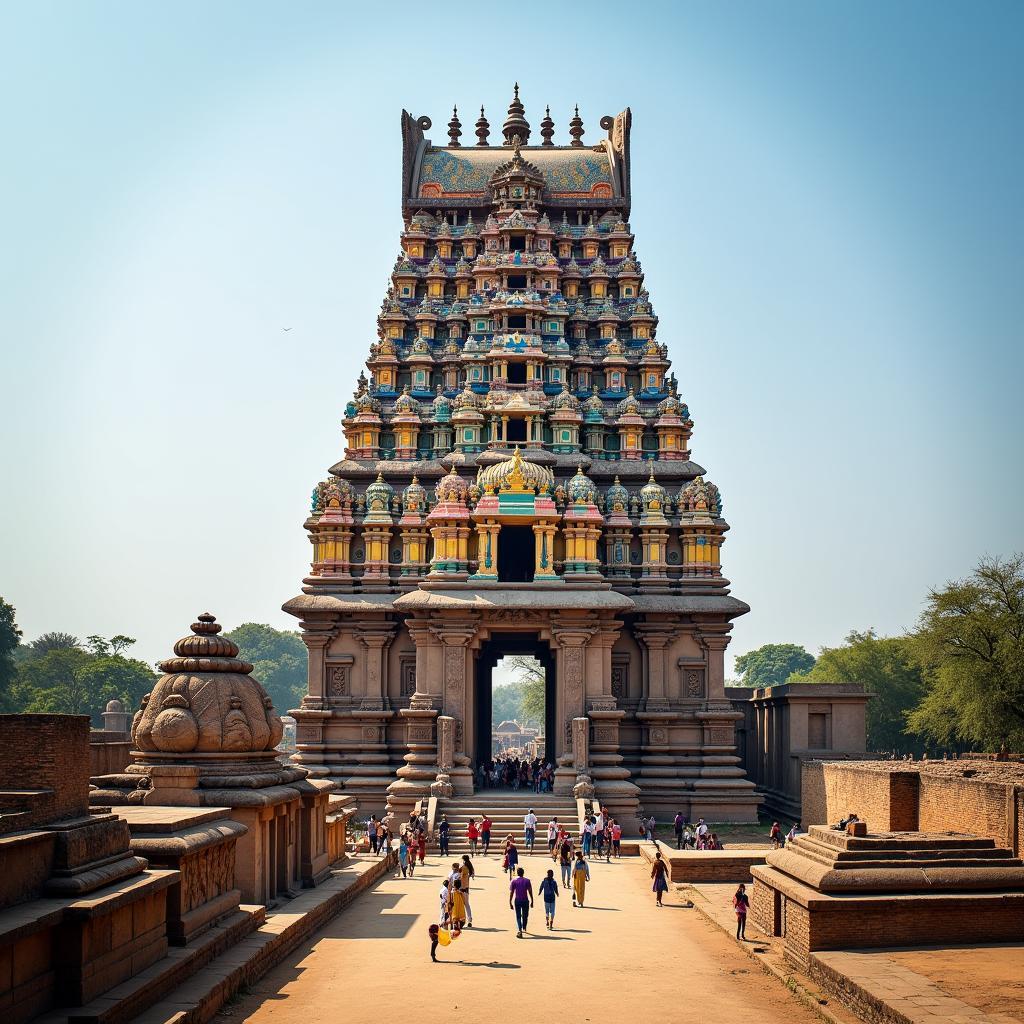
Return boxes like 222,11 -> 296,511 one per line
284,87 -> 759,822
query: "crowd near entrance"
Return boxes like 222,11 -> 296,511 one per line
473,633 -> 556,791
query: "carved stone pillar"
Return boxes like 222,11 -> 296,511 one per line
552,622 -> 596,794
433,622 -> 477,795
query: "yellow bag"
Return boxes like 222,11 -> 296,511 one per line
437,928 -> 452,946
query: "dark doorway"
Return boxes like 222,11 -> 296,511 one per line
475,632 -> 556,772
510,235 -> 527,252
506,418 -> 527,443
507,362 -> 527,384
508,314 -> 527,330
498,526 -> 533,581
508,273 -> 527,289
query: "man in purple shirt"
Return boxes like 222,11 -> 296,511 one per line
508,866 -> 534,937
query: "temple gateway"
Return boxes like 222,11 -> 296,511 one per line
284,88 -> 759,826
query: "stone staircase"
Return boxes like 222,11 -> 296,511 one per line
436,792 -> 580,854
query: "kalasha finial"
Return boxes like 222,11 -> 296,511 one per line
569,104 -> 584,147
475,105 -> 490,146
503,83 -> 530,145
448,105 -> 462,147
540,105 -> 554,146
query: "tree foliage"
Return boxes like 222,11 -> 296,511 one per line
906,555 -> 1024,752
0,598 -> 22,705
491,656 -> 546,729
8,639 -> 155,725
30,631 -> 82,655
734,643 -> 815,688
793,629 -> 926,754
224,622 -> 307,716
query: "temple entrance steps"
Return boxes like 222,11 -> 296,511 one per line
436,793 -> 579,853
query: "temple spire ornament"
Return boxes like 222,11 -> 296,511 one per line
447,105 -> 462,147
569,104 -> 584,147
502,82 -> 530,145
475,105 -> 490,146
540,105 -> 555,146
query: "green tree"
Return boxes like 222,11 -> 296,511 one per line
734,643 -> 815,688
504,655 -> 546,725
907,554 -> 1024,752
11,646 -> 155,725
30,631 -> 81,655
225,623 -> 307,715
792,629 -> 926,754
491,682 -> 524,726
0,598 -> 22,708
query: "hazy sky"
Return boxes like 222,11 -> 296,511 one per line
1,1 -> 1021,676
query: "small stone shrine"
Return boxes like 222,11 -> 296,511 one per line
92,613 -> 339,904
750,823 -> 1024,969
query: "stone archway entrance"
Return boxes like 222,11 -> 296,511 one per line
473,632 -> 556,774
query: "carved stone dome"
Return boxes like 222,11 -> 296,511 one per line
435,465 -> 469,504
132,613 -> 284,755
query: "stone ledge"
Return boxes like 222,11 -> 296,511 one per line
641,840 -> 766,882
122,853 -> 395,1024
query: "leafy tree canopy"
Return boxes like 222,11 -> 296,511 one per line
792,629 -> 927,754
0,598 -> 22,703
30,631 -> 82,656
734,643 -> 815,689
907,554 -> 1024,752
491,655 -> 546,729
225,622 -> 307,716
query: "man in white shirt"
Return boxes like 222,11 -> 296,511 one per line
524,809 -> 538,851
695,818 -> 709,847
595,810 -> 606,857
547,817 -> 559,853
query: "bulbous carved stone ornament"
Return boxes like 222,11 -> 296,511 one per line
133,613 -> 285,754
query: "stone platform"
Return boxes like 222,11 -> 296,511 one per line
641,839 -> 766,882
750,825 -> 1024,968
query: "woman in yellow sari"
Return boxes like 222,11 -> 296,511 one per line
447,879 -> 467,928
571,851 -> 590,907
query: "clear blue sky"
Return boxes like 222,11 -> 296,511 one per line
1,1 -> 1021,675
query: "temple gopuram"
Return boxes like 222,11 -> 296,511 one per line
284,87 -> 759,825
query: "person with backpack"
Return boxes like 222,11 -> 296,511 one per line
438,814 -> 450,857
503,835 -> 520,878
539,867 -> 559,930
524,808 -> 538,852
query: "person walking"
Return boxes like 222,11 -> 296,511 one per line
428,922 -> 440,963
651,849 -> 669,906
695,817 -> 709,846
604,818 -> 614,862
673,811 -> 686,849
438,878 -> 451,926
786,822 -> 800,844
438,814 -> 450,857
558,834 -> 574,888
480,814 -> 493,855
539,868 -> 559,930
407,832 -> 418,876
769,821 -> 783,849
524,808 -> 538,852
368,814 -> 379,854
448,879 -> 467,929
733,882 -> 750,939
417,827 -> 426,865
611,819 -> 622,858
547,816 -> 559,854
595,808 -> 606,858
503,835 -> 520,879
467,817 -> 479,855
459,855 -> 475,927
571,850 -> 590,908
644,814 -> 657,843
509,866 -> 534,937
398,834 -> 409,878
582,815 -> 595,856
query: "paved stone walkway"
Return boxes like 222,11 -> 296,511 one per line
223,852 -> 822,1024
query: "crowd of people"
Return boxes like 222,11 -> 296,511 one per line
366,802 -> 770,958
475,755 -> 556,792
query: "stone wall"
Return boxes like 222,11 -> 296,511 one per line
0,714 -> 91,832
802,759 -> 1024,855
726,684 -> 870,822
89,730 -> 132,776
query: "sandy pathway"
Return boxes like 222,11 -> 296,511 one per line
225,850 -> 821,1023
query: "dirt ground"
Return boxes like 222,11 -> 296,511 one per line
223,850 -> 821,1024
887,945 -> 1024,1020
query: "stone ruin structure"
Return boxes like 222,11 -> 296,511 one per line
92,613 -> 340,903
0,715 -> 175,1023
284,86 -> 759,823
750,823 -> 1024,969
